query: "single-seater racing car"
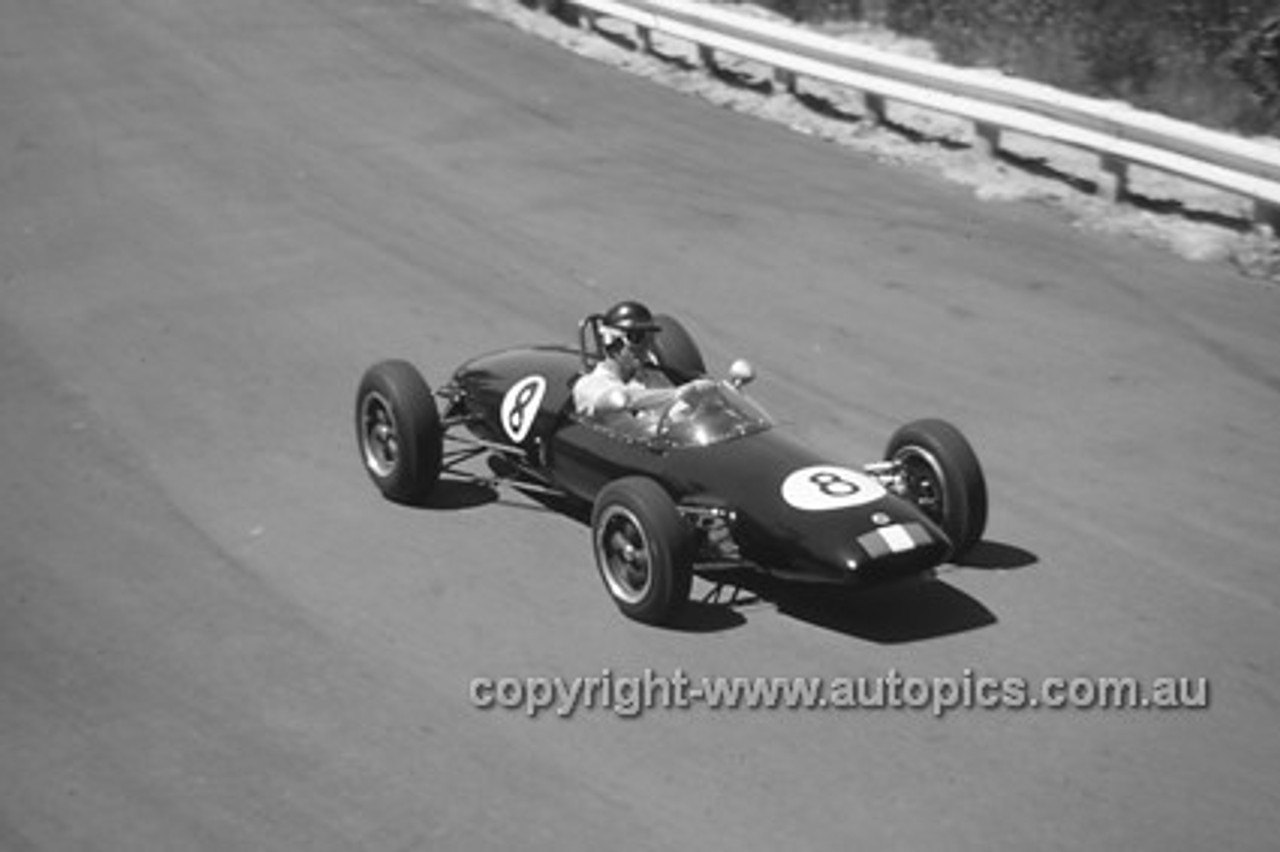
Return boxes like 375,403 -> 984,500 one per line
355,311 -> 987,625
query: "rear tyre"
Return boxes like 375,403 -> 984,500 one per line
650,314 -> 707,383
591,477 -> 693,625
885,419 -> 987,558
356,360 -> 443,504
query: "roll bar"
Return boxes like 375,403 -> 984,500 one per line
577,313 -> 606,370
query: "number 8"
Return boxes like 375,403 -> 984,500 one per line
810,470 -> 860,497
781,465 -> 886,511
501,375 -> 547,443
508,382 -> 537,434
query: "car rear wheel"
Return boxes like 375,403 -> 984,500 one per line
356,360 -> 443,504
885,419 -> 987,558
650,314 -> 707,383
591,477 -> 693,625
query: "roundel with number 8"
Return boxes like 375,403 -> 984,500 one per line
781,465 -> 886,511
500,375 -> 547,444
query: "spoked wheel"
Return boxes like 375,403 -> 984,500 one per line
591,477 -> 692,625
885,419 -> 987,559
355,360 -> 443,504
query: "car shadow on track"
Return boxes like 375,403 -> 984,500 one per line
954,540 -> 1039,571
724,538 -> 1039,641
686,568 -> 999,643
415,480 -> 500,511
414,482 -> 1026,642
772,580 -> 997,644
409,478 -> 585,516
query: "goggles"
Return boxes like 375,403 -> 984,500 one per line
623,328 -> 653,346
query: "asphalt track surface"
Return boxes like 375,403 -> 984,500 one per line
3,1 -> 1279,849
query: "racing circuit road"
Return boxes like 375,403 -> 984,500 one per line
3,0 -> 1280,849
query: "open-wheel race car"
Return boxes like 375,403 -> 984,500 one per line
355,310 -> 987,626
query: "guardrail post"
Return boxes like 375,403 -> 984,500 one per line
774,68 -> 797,97
1097,154 -> 1130,203
698,44 -> 718,73
636,24 -> 653,54
973,122 -> 1001,159
542,0 -> 577,25
1255,201 -> 1280,234
864,92 -> 887,125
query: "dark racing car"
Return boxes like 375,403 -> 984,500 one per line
355,311 -> 987,625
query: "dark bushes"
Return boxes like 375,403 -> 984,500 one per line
750,0 -> 1280,134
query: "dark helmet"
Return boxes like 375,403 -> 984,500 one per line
603,300 -> 661,335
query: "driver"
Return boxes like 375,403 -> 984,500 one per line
573,300 -> 713,419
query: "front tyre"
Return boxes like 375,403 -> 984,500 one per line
885,419 -> 987,558
591,477 -> 693,625
356,360 -> 443,504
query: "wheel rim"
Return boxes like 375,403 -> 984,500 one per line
594,506 -> 654,605
360,391 -> 400,478
893,445 -> 947,526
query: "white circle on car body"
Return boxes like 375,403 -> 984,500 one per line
781,465 -> 887,511
500,375 -> 547,444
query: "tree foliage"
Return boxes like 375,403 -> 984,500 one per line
752,0 -> 1280,133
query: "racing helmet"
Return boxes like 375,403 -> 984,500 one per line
601,300 -> 661,350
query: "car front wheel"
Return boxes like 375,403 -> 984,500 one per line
356,360 -> 443,504
885,418 -> 987,559
591,477 -> 693,625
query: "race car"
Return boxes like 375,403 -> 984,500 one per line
355,312 -> 987,625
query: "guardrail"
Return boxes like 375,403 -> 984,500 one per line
532,0 -> 1280,230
